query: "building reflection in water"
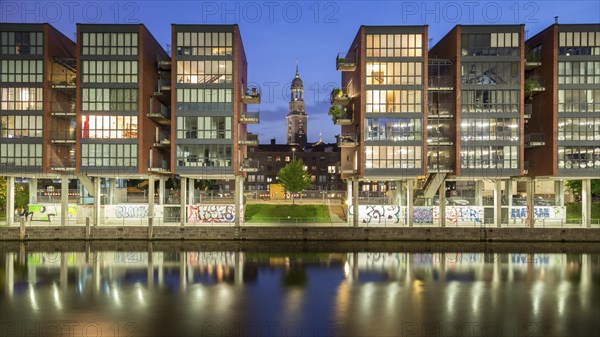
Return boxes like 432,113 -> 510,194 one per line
1,249 -> 598,337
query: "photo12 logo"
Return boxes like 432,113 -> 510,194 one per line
1,1 -> 140,24
199,1 -> 340,23
401,1 -> 539,24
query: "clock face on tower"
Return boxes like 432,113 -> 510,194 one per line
287,65 -> 307,148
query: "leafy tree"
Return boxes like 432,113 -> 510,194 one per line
277,159 -> 311,205
565,180 -> 600,196
0,177 -> 6,213
0,178 -> 29,215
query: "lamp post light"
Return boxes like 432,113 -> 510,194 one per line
292,147 -> 296,161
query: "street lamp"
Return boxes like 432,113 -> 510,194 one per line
292,147 -> 296,161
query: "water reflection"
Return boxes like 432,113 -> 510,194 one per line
1,248 -> 598,337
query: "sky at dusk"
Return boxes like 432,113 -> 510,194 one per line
3,0 -> 599,144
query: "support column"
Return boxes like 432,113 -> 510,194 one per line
108,178 -> 117,204
554,180 -> 565,207
407,180 -> 414,226
61,176 -> 69,226
506,179 -> 513,207
29,178 -> 37,204
148,176 -> 155,228
158,177 -> 165,205
7,176 -> 15,226
439,182 -> 446,228
188,178 -> 195,205
352,178 -> 359,227
93,177 -> 101,226
235,175 -> 242,227
494,180 -> 502,228
474,180 -> 483,206
238,176 -> 244,224
180,177 -> 187,226
526,178 -> 535,228
582,179 -> 592,228
346,179 -> 352,226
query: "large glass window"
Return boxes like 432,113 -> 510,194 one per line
427,118 -> 453,143
176,116 -> 232,139
366,90 -> 422,113
558,61 -> 600,84
559,31 -> 600,56
461,90 -> 519,113
82,88 -> 138,111
558,118 -> 600,141
176,60 -> 232,84
81,32 -> 138,56
460,118 -> 519,141
0,115 -> 43,138
366,62 -> 422,85
81,143 -> 138,167
366,34 -> 422,57
558,89 -> 600,113
176,144 -> 232,167
365,145 -> 422,169
461,62 -> 519,85
461,33 -> 519,56
176,88 -> 232,112
176,32 -> 232,56
82,61 -> 138,83
460,146 -> 518,169
0,87 -> 43,111
81,115 -> 138,139
558,146 -> 600,169
365,118 -> 422,141
0,143 -> 42,166
0,31 -> 43,55
0,60 -> 43,82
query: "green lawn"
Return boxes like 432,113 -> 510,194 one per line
566,202 -> 600,223
245,204 -> 331,223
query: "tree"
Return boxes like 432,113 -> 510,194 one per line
0,177 -> 6,214
565,180 -> 600,196
277,159 -> 312,205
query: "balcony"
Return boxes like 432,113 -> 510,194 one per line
240,109 -> 260,124
153,138 -> 171,149
524,161 -> 529,175
239,133 -> 259,146
158,59 -> 171,71
50,130 -> 76,144
239,159 -> 259,173
428,103 -> 455,117
147,109 -> 170,125
525,77 -> 545,99
336,53 -> 356,72
242,87 -> 261,104
148,165 -> 171,174
330,88 -> 351,105
334,110 -> 354,125
524,133 -> 546,148
50,158 -> 76,171
428,161 -> 453,173
428,76 -> 454,91
153,80 -> 171,104
337,134 -> 359,148
524,104 -> 532,120
51,101 -> 76,117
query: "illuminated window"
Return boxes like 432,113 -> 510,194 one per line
81,115 -> 138,139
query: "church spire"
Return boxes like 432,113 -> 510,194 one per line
295,59 -> 299,77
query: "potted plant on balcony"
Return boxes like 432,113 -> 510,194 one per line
524,78 -> 541,101
328,105 -> 344,123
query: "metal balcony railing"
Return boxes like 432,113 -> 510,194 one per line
50,101 -> 76,116
242,87 -> 261,104
50,158 -> 76,170
330,88 -> 351,105
240,109 -> 260,124
240,159 -> 259,172
337,134 -> 359,147
50,130 -> 76,143
336,53 -> 357,72
428,76 -> 454,90
428,103 -> 455,116
334,109 -> 354,125
524,133 -> 546,148
524,104 -> 532,119
239,133 -> 259,145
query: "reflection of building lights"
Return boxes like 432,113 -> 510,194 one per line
344,261 -> 350,278
29,287 -> 39,312
53,282 -> 63,310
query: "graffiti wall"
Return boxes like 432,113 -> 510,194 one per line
413,207 -> 434,224
437,206 -> 484,225
104,204 -> 164,220
187,204 -> 241,223
347,205 -> 401,225
27,203 -> 77,222
510,206 -> 566,223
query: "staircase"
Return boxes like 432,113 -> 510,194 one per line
76,173 -> 95,197
416,173 -> 448,199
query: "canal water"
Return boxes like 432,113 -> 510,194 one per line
1,242 -> 598,337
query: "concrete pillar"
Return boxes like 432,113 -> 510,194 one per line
554,180 -> 565,207
352,178 -> 359,227
407,180 -> 414,226
234,175 -> 242,227
6,176 -> 15,226
346,180 -> 352,226
148,176 -> 155,227
188,178 -> 195,205
93,177 -> 101,226
29,178 -> 37,204
494,180 -> 502,227
180,177 -> 187,226
526,178 -> 535,228
439,182 -> 446,227
108,178 -> 116,204
582,179 -> 592,228
506,179 -> 513,207
238,176 -> 244,224
158,177 -> 165,205
61,176 -> 69,226
474,180 -> 483,206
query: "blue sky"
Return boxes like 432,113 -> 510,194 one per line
3,0 -> 599,144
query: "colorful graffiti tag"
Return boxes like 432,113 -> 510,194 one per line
510,206 -> 566,222
27,204 -> 77,222
104,204 -> 164,220
187,205 -> 240,223
436,206 -> 483,225
348,205 -> 401,224
413,207 -> 434,224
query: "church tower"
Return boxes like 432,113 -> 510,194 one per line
286,64 -> 307,148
